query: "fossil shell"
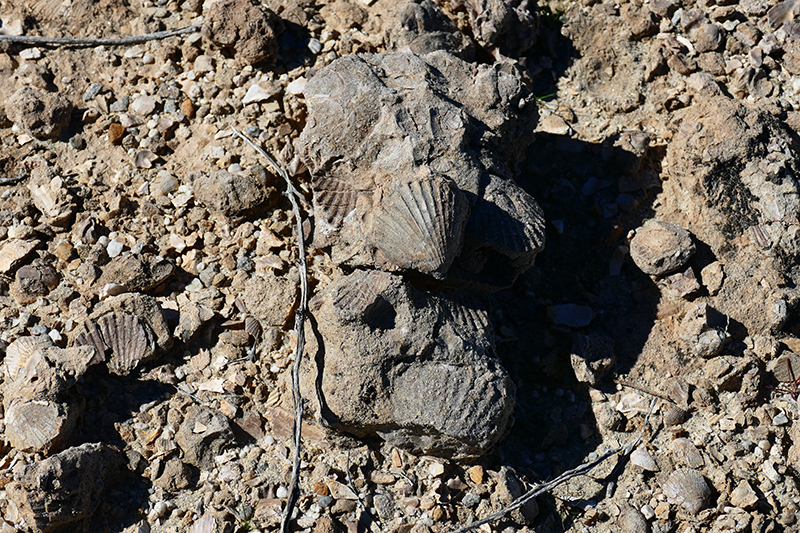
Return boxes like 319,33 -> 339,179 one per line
313,175 -> 359,227
4,335 -> 53,380
245,316 -> 263,340
664,377 -> 690,409
330,269 -> 397,322
441,296 -> 491,344
661,468 -> 711,514
672,438 -> 705,468
155,171 -> 178,195
6,399 -> 74,453
74,320 -> 109,365
630,445 -> 658,471
663,404 -> 689,426
617,505 -> 650,533
97,313 -> 156,375
369,176 -> 468,279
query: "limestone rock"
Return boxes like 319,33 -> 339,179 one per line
630,220 -> 695,277
175,405 -> 235,469
297,51 -> 544,290
6,87 -> 73,140
202,0 -> 284,65
6,443 -> 123,532
300,270 -> 514,459
192,167 -> 279,220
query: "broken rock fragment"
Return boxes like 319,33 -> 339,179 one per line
301,270 -> 514,459
175,405 -> 235,469
6,443 -> 123,533
6,86 -> 73,140
202,0 -> 284,65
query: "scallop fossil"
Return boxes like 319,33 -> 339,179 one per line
313,175 -> 360,228
663,404 -> 689,426
74,313 -> 156,376
245,316 -> 263,340
661,467 -> 711,514
367,175 -> 469,279
5,399 -> 74,453
330,269 -> 398,323
4,335 -> 53,381
617,505 -> 651,533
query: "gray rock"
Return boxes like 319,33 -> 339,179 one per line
460,0 -> 539,56
242,270 -> 298,327
202,0 -> 284,65
6,87 -> 73,140
97,254 -> 175,293
6,443 -> 123,533
570,334 -> 615,385
77,292 -> 172,354
630,220 -> 695,277
301,270 -> 514,459
175,405 -> 235,469
297,51 -> 544,290
385,0 -> 475,60
679,302 -> 729,358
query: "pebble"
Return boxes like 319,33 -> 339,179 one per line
19,47 -> 42,60
630,219 -> 696,276
83,82 -> 103,101
468,465 -> 484,484
107,240 -> 124,258
772,412 -> 789,426
730,480 -> 759,509
547,303 -> 595,327
131,95 -> 157,116
276,486 -> 289,499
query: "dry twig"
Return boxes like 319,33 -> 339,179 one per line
232,128 -> 309,533
447,399 -> 658,533
0,25 -> 202,47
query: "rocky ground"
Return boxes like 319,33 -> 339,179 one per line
2,0 -> 800,531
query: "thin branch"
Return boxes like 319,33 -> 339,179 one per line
231,128 -> 309,533
0,25 -> 202,47
447,399 -> 658,533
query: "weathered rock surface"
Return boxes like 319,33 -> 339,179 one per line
384,0 -> 475,59
6,443 -> 123,533
301,270 -> 515,459
202,0 -> 284,65
297,51 -> 544,290
460,0 -> 539,57
630,220 -> 695,277
6,87 -> 73,140
175,405 -> 235,469
97,254 -> 175,293
661,95 -> 800,335
191,166 -> 279,220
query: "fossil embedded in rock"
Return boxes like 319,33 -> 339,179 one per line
4,336 -> 53,381
367,175 -> 469,279
5,399 -> 76,453
661,467 -> 711,514
74,313 -> 156,375
328,269 -> 398,323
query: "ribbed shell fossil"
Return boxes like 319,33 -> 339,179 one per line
663,404 -> 689,426
661,468 -> 711,514
5,399 -> 74,453
74,313 -> 156,375
245,316 -> 263,340
314,175 -> 359,229
4,336 -> 53,381
368,176 -> 468,279
329,269 -> 398,322
617,505 -> 650,533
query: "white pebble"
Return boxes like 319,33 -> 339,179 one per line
276,485 -> 289,499
48,329 -> 62,343
107,240 -> 124,257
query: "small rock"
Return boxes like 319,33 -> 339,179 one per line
175,405 -> 235,469
0,239 -> 40,274
108,123 -> 125,144
192,168 -> 279,219
570,334 -> 615,385
661,468 -> 711,514
130,94 -> 156,115
202,0 -> 284,65
547,304 -> 595,328
630,445 -> 658,471
98,254 -> 175,293
730,480 -> 758,510
242,81 -> 281,105
618,504 -> 651,533
495,467 -> 538,524
700,261 -> 724,295
679,302 -> 729,358
468,465 -> 484,484
630,220 -> 695,276
6,87 -> 73,140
